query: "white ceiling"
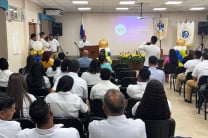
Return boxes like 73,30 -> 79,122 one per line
29,0 -> 208,13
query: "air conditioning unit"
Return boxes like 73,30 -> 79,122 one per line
45,9 -> 63,16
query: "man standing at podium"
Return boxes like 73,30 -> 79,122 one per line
79,35 -> 91,49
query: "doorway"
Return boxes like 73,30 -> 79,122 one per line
29,23 -> 37,36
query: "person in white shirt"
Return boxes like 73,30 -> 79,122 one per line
90,68 -> 119,100
6,73 -> 36,118
133,80 -> 171,120
81,59 -> 101,85
40,32 -> 51,51
0,58 -> 13,90
148,56 -> 165,84
0,94 -> 21,138
175,50 -> 202,92
29,33 -> 37,50
89,89 -> 147,138
185,51 -> 208,103
49,34 -> 61,59
138,36 -> 160,67
127,68 -> 150,99
46,59 -> 61,78
45,75 -> 89,117
52,60 -> 88,99
17,100 -> 80,138
78,35 -> 91,49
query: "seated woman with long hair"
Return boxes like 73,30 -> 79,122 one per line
19,55 -> 36,75
41,51 -> 54,69
132,80 -> 171,120
81,59 -> 101,85
26,63 -> 51,91
46,58 -> 61,78
98,54 -> 112,72
6,73 -> 36,118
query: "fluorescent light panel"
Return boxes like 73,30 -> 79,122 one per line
153,8 -> 167,11
116,7 -> 129,10
189,7 -> 205,11
72,1 -> 88,4
78,7 -> 91,11
165,1 -> 183,5
119,1 -> 135,5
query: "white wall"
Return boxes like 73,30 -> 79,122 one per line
56,12 -> 207,56
7,0 -> 42,72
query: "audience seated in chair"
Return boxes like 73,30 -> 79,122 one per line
41,51 -> 54,69
185,50 -> 208,103
53,58 -> 70,83
127,68 -> 150,99
88,89 -> 147,138
0,58 -> 13,91
16,100 -> 80,138
90,68 -> 119,100
98,54 -> 112,72
26,63 -> 51,91
58,52 -> 65,63
19,55 -> 36,75
133,80 -> 171,119
53,60 -> 88,99
175,50 -> 202,92
7,73 -> 36,118
81,59 -> 101,85
45,75 -> 89,117
0,94 -> 21,138
78,50 -> 93,68
163,49 -> 178,82
148,56 -> 165,84
46,58 -> 61,78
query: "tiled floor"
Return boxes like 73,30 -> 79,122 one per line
165,83 -> 208,138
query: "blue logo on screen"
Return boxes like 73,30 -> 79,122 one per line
115,24 -> 126,36
182,30 -> 190,39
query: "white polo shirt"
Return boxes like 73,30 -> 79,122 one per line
49,39 -> 60,53
81,72 -> 101,86
127,81 -> 147,98
53,72 -> 68,83
184,59 -> 201,75
52,72 -> 88,99
16,124 -> 80,138
90,80 -> 119,100
46,67 -> 61,78
138,43 -> 160,66
0,119 -> 21,138
192,60 -> 208,80
40,38 -> 51,51
23,93 -> 36,118
0,69 -> 13,87
89,115 -> 146,138
78,40 -> 90,48
45,91 -> 88,117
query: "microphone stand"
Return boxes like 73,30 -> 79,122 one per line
74,42 -> 80,58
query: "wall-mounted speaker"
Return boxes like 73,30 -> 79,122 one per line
198,22 -> 208,35
52,23 -> 62,36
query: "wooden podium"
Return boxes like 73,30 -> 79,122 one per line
80,45 -> 99,59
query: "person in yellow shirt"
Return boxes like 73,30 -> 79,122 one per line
41,51 -> 54,69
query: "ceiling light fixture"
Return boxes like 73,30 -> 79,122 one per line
189,7 -> 205,11
78,7 -> 91,11
137,3 -> 146,19
119,1 -> 135,5
165,1 -> 183,5
153,8 -> 167,11
116,7 -> 129,10
72,1 -> 88,4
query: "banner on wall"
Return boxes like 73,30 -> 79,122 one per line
153,18 -> 168,40
177,21 -> 195,47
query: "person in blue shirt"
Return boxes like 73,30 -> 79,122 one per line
98,54 -> 112,72
78,50 -> 93,68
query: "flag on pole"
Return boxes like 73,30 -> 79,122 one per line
80,24 -> 85,38
153,18 -> 168,40
177,21 -> 195,47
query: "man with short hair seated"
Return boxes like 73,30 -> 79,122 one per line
17,100 -> 80,138
88,89 -> 147,138
78,50 -> 92,68
0,94 -> 21,138
148,56 -> 165,84
90,69 -> 119,100
127,68 -> 150,98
